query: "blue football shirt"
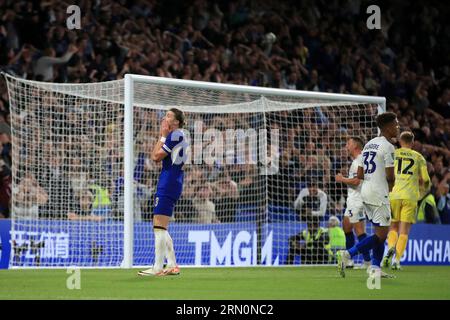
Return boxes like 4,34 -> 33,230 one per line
156,129 -> 187,200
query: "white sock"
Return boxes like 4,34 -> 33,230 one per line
153,228 -> 166,272
165,231 -> 177,268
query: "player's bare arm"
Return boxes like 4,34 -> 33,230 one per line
386,166 -> 395,192
335,173 -> 361,187
357,166 -> 364,180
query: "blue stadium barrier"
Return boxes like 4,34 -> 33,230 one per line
0,219 -> 449,268
268,205 -> 299,222
235,205 -> 258,222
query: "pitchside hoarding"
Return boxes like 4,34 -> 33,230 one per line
0,220 -> 449,268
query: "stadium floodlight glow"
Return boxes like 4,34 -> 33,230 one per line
3,72 -> 385,268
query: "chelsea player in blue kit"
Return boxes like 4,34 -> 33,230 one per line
138,108 -> 187,276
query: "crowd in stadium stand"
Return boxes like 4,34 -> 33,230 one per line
0,0 -> 449,223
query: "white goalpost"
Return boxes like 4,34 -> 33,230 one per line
3,72 -> 385,268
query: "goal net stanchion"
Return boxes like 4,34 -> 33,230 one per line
3,72 -> 385,268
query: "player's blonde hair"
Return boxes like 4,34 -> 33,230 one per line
400,131 -> 414,144
349,136 -> 364,150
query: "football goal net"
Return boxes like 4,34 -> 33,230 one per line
3,73 -> 385,268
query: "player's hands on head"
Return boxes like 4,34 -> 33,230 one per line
160,119 -> 170,137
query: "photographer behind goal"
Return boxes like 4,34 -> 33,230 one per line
287,178 -> 329,264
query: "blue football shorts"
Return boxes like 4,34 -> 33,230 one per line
153,195 -> 176,217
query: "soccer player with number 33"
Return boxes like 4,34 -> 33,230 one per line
336,112 -> 400,278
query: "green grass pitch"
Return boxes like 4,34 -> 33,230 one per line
1,266 -> 450,300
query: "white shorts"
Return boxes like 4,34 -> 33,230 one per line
363,203 -> 392,227
344,204 -> 366,224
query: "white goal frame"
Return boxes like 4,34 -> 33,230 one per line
122,74 -> 386,268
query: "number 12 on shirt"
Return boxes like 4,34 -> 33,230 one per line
396,157 -> 415,175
